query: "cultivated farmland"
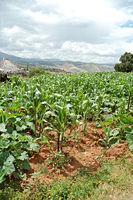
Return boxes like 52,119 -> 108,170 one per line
0,72 -> 133,199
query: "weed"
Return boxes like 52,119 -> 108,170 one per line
47,151 -> 71,170
37,163 -> 49,175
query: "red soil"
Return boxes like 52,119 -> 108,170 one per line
27,122 -> 130,183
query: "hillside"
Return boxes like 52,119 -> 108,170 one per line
0,51 -> 114,73
49,61 -> 114,73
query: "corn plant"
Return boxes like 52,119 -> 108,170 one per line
44,99 -> 79,152
99,127 -> 119,147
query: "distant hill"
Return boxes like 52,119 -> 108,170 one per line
0,51 -> 114,73
0,51 -> 42,63
49,61 -> 114,73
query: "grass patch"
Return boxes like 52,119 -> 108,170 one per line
90,155 -> 133,200
0,155 -> 132,200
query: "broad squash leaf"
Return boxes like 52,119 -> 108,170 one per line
126,134 -> 133,151
0,152 -> 15,175
0,123 -> 7,132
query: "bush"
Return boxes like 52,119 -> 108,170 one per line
28,68 -> 48,77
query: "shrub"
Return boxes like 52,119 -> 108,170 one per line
28,68 -> 48,77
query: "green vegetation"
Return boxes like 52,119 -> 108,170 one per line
114,52 -> 133,72
0,71 -> 132,198
0,156 -> 133,200
28,68 -> 49,77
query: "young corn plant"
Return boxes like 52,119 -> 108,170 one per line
127,78 -> 133,111
44,104 -> 68,152
99,126 -> 119,148
81,99 -> 93,135
44,98 -> 79,152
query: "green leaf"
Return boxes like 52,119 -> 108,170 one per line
39,136 -> 51,149
26,121 -> 36,132
120,117 -> 133,125
12,130 -> 19,138
29,142 -> 39,152
7,126 -> 14,133
0,138 -> 10,150
16,160 -> 30,170
54,93 -> 64,98
16,125 -> 27,131
43,126 -> 53,131
23,142 -> 39,152
0,152 -> 15,175
45,111 -> 56,117
108,138 -> 119,147
19,151 -> 29,160
126,134 -> 133,151
0,171 -> 6,183
13,171 -> 27,180
124,127 -> 133,134
12,150 -> 29,160
0,123 -> 7,132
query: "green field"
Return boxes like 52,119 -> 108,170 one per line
0,72 -> 133,199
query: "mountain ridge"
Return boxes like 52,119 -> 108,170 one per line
0,51 -> 114,73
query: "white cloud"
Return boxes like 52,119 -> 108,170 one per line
35,0 -> 127,24
110,26 -> 133,40
2,26 -> 20,36
58,0 -> 126,23
0,0 -> 133,63
25,10 -> 60,23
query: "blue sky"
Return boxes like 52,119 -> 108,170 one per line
0,0 -> 133,63
121,20 -> 133,27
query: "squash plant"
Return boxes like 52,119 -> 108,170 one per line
0,110 -> 39,183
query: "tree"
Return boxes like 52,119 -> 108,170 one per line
114,52 -> 133,72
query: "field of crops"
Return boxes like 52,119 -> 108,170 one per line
0,72 -> 133,184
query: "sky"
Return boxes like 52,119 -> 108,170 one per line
0,0 -> 133,63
